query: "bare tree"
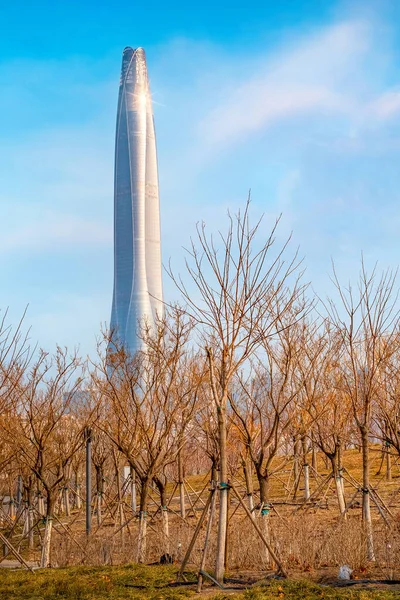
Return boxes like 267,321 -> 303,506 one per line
94,308 -> 200,562
229,311 -> 303,565
326,261 -> 400,561
373,334 -> 400,480
169,200 -> 305,582
304,321 -> 352,514
4,347 -> 87,567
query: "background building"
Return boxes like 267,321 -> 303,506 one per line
109,47 -> 163,354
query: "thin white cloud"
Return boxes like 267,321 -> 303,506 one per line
367,89 -> 400,120
199,21 -> 370,144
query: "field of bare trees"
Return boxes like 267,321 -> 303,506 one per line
2,203 -> 400,588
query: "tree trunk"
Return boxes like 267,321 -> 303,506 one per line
293,437 -> 301,498
9,492 -> 15,520
361,426 -> 375,561
137,479 -> 149,563
38,491 -> 45,516
257,470 -> 273,568
97,493 -> 102,526
337,440 -> 345,496
16,475 -> 23,508
161,507 -> 170,555
63,466 -> 71,517
130,466 -> 137,513
302,438 -> 310,501
64,487 -> 70,517
58,488 -> 65,516
23,503 -> 29,538
40,495 -> 54,568
27,485 -> 34,551
242,458 -> 255,518
155,476 -> 170,555
386,444 -> 392,482
330,454 -> 346,516
211,458 -> 218,486
215,401 -> 228,584
95,465 -> 104,526
114,460 -> 124,540
178,450 -> 186,519
76,477 -> 82,510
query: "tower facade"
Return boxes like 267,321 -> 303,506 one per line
110,47 -> 163,355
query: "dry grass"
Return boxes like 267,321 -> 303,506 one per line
4,447 -> 400,583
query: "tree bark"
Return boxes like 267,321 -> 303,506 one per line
64,487 -> 70,517
243,458 -> 255,518
257,470 -> 273,568
215,401 -> 228,584
95,465 -> 104,526
114,461 -> 124,541
302,438 -> 310,501
361,425 -> 375,561
155,477 -> 170,555
76,478 -> 82,510
130,466 -> 137,513
386,444 -> 392,482
27,485 -> 34,550
40,495 -> 54,568
137,479 -> 149,563
293,437 -> 301,498
330,455 -> 346,516
178,450 -> 186,519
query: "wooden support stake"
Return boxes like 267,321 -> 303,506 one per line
230,482 -> 287,578
177,490 -> 213,581
199,569 -> 224,589
0,531 -> 35,572
197,488 -> 217,593
294,472 -> 333,513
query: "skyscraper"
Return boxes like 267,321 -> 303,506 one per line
109,47 -> 163,355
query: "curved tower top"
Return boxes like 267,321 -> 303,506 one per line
109,47 -> 163,356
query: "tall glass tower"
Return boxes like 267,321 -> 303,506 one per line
109,47 -> 163,354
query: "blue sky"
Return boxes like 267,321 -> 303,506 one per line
1,0 -> 400,355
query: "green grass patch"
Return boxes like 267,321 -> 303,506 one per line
0,564 -> 193,600
240,579 -> 400,600
1,566 -> 399,600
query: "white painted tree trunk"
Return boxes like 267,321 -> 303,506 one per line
334,475 -> 346,516
178,452 -> 186,519
9,497 -> 15,519
76,482 -> 82,510
137,512 -> 147,563
23,507 -> 29,537
40,517 -> 53,567
38,494 -> 45,516
261,511 -> 274,569
28,505 -> 34,550
243,460 -> 255,518
303,463 -> 310,500
215,401 -> 228,584
361,427 -> 375,561
130,467 -> 137,513
161,507 -> 170,554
